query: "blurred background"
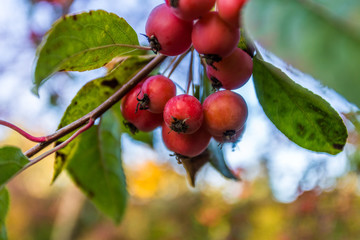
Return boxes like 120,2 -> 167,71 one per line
1,0 -> 360,239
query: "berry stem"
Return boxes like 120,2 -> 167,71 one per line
167,47 -> 191,79
0,119 -> 48,142
162,55 -> 179,75
24,54 -> 167,158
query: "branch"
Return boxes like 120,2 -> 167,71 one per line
9,118 -> 95,184
24,54 -> 167,158
28,118 -> 94,166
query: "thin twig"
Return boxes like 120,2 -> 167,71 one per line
0,120 -> 48,142
24,54 -> 167,158
167,48 -> 191,79
29,118 -> 95,166
162,56 -> 179,75
8,119 -> 94,185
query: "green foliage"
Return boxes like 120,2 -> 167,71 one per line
0,188 -> 9,240
243,0 -> 360,107
0,147 -> 29,187
66,110 -> 127,223
253,56 -> 348,155
208,140 -> 238,180
34,10 -> 141,92
199,61 -> 213,103
53,56 -> 153,181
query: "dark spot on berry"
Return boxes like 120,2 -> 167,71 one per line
203,54 -> 222,69
142,34 -> 161,54
170,117 -> 189,133
209,76 -> 222,91
169,0 -> 179,7
136,92 -> 150,112
223,130 -> 236,140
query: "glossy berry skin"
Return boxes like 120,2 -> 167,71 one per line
138,75 -> 176,113
203,90 -> 247,137
217,0 -> 247,27
192,12 -> 240,58
121,83 -> 163,132
145,4 -> 193,56
165,0 -> 216,21
206,48 -> 253,90
162,123 -> 211,157
163,94 -> 203,134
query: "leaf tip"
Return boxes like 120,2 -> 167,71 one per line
31,85 -> 40,97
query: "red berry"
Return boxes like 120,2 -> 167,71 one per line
206,48 -> 253,90
163,94 -> 203,134
217,0 -> 247,27
162,122 -> 211,157
192,12 -> 240,59
145,4 -> 193,56
165,0 -> 216,21
203,90 -> 247,137
121,83 -> 163,132
137,75 -> 176,113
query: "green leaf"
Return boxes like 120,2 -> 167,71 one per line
253,56 -> 348,154
208,140 -> 238,180
0,188 -> 9,240
34,10 -> 141,92
237,29 -> 254,57
0,147 -> 29,187
53,56 -> 153,181
66,110 -> 127,223
199,61 -> 213,104
181,153 -> 209,187
243,0 -> 360,106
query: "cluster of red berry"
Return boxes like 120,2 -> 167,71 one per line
121,0 -> 252,159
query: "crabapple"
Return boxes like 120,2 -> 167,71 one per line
192,12 -> 240,59
206,48 -> 253,90
163,94 -> 203,134
121,83 -> 163,132
137,75 -> 176,113
217,0 -> 247,27
162,122 -> 211,157
145,4 -> 193,56
165,0 -> 216,21
203,90 -> 247,138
